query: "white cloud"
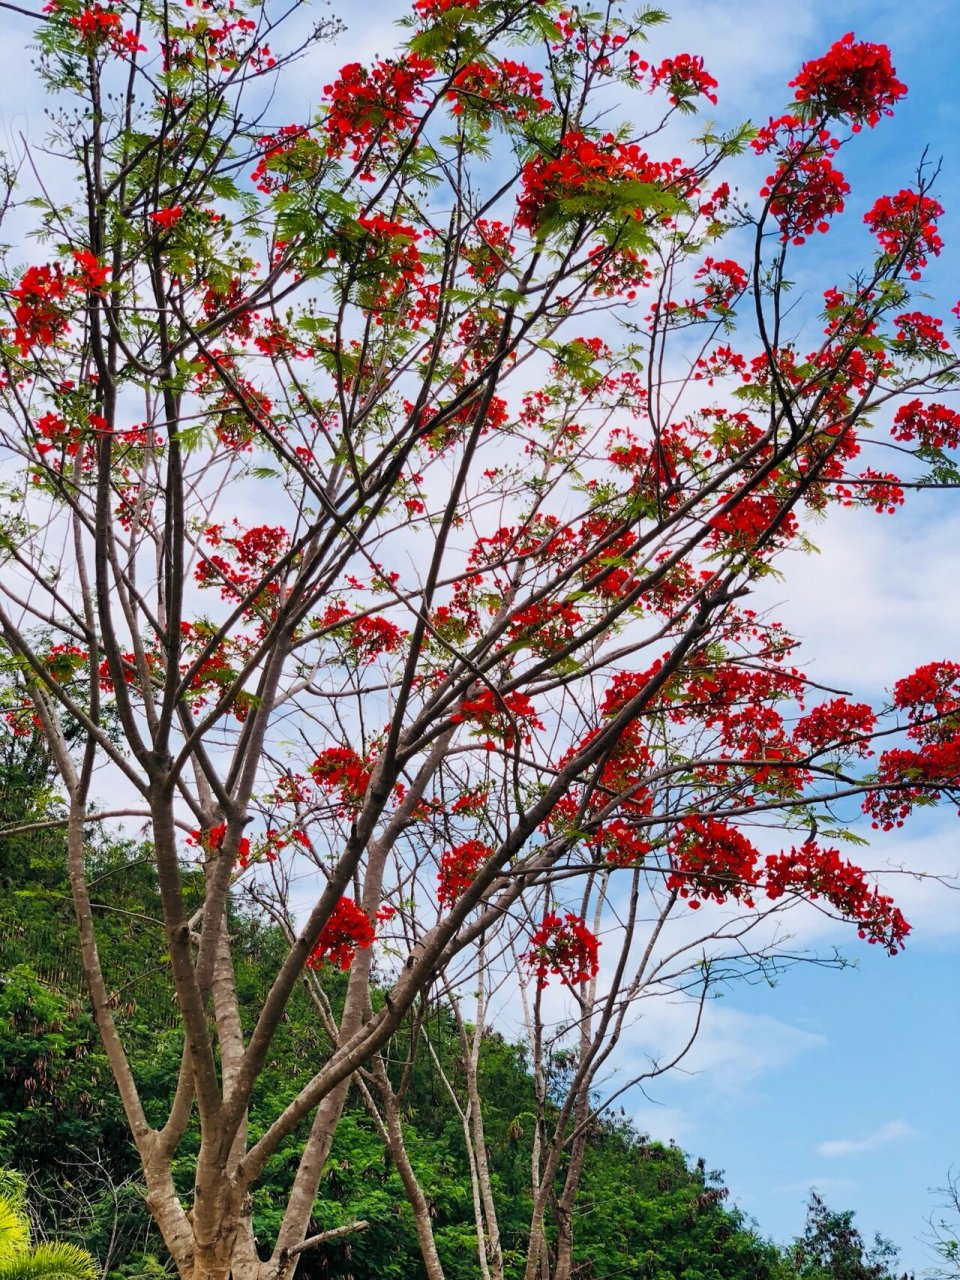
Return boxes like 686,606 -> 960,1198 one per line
817,1118 -> 918,1158
618,999 -> 826,1094
758,505 -> 960,694
631,1104 -> 696,1145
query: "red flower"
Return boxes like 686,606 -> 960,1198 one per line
891,400 -> 960,452
34,411 -> 81,456
667,816 -> 761,905
11,263 -> 72,353
187,822 -> 252,866
413,0 -> 480,19
447,58 -> 551,121
789,33 -> 906,130
516,130 -> 693,232
437,839 -> 490,906
691,257 -> 748,313
855,468 -> 904,515
755,117 -> 848,244
525,913 -> 600,987
894,311 -> 950,353
347,614 -> 407,662
250,125 -> 316,194
864,189 -> 943,280
72,250 -> 110,292
150,206 -> 184,229
310,746 -> 372,815
508,600 -> 583,655
892,661 -> 960,741
793,698 -> 876,756
451,687 -> 544,749
51,1 -> 146,55
635,52 -> 718,107
307,897 -> 377,970
764,843 -> 910,954
322,54 -> 435,160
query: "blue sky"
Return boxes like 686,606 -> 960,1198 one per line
3,0 -> 958,1269
619,4 -> 960,1269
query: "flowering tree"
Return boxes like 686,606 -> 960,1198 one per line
1,0 -> 960,1276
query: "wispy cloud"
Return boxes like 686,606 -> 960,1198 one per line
632,1105 -> 696,1146
817,1119 -> 918,1158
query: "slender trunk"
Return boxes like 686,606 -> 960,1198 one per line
142,1178 -> 196,1279
268,857 -> 386,1274
370,1056 -> 446,1280
551,992 -> 594,1280
422,1012 -> 490,1280
551,1127 -> 589,1280
451,984 -> 503,1280
271,1078 -> 353,1280
211,917 -> 260,1276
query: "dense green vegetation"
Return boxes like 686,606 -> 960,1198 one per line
0,722 -> 911,1280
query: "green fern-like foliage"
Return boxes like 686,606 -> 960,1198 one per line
0,1183 -> 97,1280
0,1241 -> 99,1280
0,1186 -> 30,1265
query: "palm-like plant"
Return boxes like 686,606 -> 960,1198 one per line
0,1173 -> 98,1280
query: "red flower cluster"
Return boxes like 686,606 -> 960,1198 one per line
691,257 -> 748,314
461,219 -> 514,284
309,746 -> 372,815
448,58 -> 550,121
206,375 -> 274,451
516,131 -> 688,231
893,661 -> 960,741
437,839 -> 491,906
755,119 -> 848,244
413,0 -> 480,18
864,189 -> 943,280
694,344 -> 749,384
72,250 -> 110,292
854,468 -> 904,515
585,242 -> 650,300
866,737 -> 960,830
307,897 -> 376,970
323,54 -> 435,161
764,844 -> 910,954
42,643 -> 88,683
663,816 -> 910,954
11,265 -> 69,354
667,816 -> 760,906
634,52 -> 718,107
451,688 -> 545,749
195,524 -> 291,604
793,698 -> 876,757
44,0 -> 145,55
173,621 -> 257,719
187,822 -> 252,866
788,32 -> 906,130
587,817 -> 652,868
894,310 -> 950,353
525,913 -> 600,988
355,212 -> 424,316
699,181 -> 731,221
250,125 -> 316,194
347,614 -> 407,662
892,399 -> 960,451
709,492 -> 799,552
508,600 -> 583,655
34,412 -> 80,457
10,250 -> 110,355
149,207 -> 184,229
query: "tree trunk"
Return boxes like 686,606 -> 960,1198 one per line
370,1056 -> 446,1280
